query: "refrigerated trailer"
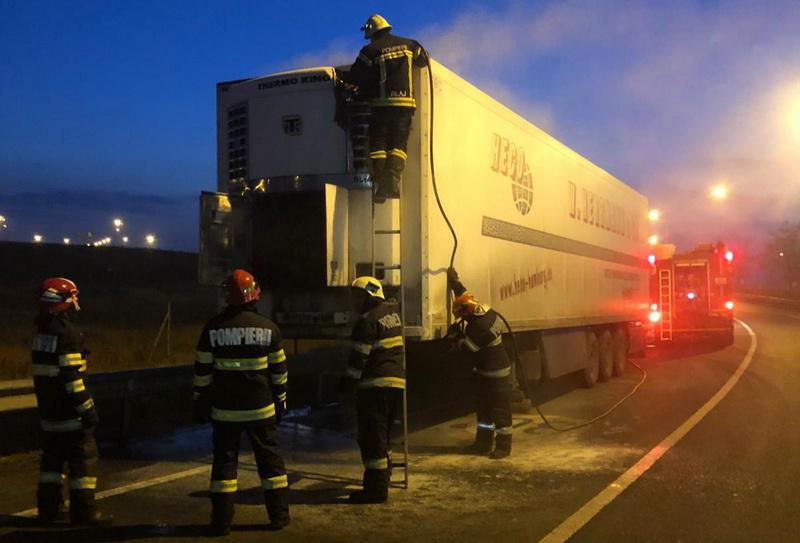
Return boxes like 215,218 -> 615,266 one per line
199,59 -> 651,387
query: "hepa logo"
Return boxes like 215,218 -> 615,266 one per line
490,133 -> 533,215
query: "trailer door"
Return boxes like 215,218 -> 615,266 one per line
199,191 -> 252,286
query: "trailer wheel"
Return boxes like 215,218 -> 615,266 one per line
612,327 -> 628,376
598,329 -> 614,382
582,331 -> 600,388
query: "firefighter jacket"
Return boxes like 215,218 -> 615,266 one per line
342,31 -> 426,109
461,309 -> 512,379
31,313 -> 97,432
194,304 -> 287,423
346,301 -> 405,389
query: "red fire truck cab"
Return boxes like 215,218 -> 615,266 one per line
648,242 -> 735,346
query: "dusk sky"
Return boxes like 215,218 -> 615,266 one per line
1,1 -> 798,253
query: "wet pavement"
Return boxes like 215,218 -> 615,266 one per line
0,302 -> 794,542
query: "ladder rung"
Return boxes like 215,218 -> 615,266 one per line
374,229 -> 401,235
392,462 -> 407,468
377,264 -> 402,271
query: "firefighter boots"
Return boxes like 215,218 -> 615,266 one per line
265,488 -> 291,530
489,433 -> 512,459
208,494 -> 234,536
463,426 -> 495,455
349,469 -> 390,504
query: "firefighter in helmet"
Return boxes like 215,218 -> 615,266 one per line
338,14 -> 428,203
32,277 -> 112,525
342,276 -> 405,503
193,269 -> 290,535
447,268 -> 513,459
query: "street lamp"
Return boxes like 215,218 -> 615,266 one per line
648,209 -> 660,222
709,183 -> 728,201
648,234 -> 658,246
113,217 -> 124,233
33,234 -> 43,243
63,238 -> 71,245
122,236 -> 129,244
0,215 -> 6,229
145,234 -> 156,247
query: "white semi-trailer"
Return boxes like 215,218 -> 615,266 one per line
199,59 -> 650,387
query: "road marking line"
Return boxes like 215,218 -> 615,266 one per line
12,465 -> 211,519
539,319 -> 757,543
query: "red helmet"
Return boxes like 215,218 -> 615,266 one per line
452,293 -> 488,319
222,269 -> 261,306
39,277 -> 80,314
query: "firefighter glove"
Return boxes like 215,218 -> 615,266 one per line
81,408 -> 99,430
193,396 -> 211,424
446,267 -> 460,285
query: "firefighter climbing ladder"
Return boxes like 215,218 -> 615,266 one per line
371,188 -> 410,490
659,268 -> 673,341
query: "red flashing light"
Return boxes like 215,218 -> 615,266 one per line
647,254 -> 656,265
648,310 -> 662,323
650,303 -> 658,311
724,250 -> 734,262
725,300 -> 734,310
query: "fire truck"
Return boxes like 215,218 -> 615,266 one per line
648,242 -> 735,345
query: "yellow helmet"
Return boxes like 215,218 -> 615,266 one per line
360,14 -> 391,39
351,276 -> 385,300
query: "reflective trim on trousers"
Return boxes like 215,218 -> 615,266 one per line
369,150 -> 388,159
261,474 -> 289,490
357,377 -> 406,389
69,477 -> 97,490
495,426 -> 513,435
477,422 -> 496,431
388,148 -> 408,161
211,404 -> 276,422
364,457 -> 389,470
352,341 -> 372,355
41,418 -> 83,432
39,471 -> 65,484
271,372 -> 288,385
475,366 -> 511,378
210,479 -> 238,493
193,373 -> 212,387
58,353 -> 84,366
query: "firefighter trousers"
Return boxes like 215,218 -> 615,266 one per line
209,419 -> 289,527
368,107 -> 414,198
356,387 -> 403,497
475,374 -> 513,449
37,428 -> 98,520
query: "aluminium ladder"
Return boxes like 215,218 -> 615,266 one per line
371,183 -> 410,490
659,268 -> 673,341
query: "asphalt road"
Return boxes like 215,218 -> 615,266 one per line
0,301 -> 797,542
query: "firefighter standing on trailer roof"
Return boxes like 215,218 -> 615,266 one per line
342,276 -> 405,503
338,14 -> 428,203
31,277 -> 112,526
193,269 -> 290,535
447,268 -> 513,459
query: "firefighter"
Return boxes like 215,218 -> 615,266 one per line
32,277 -> 112,526
447,268 -> 513,459
342,276 -> 405,503
193,269 -> 290,535
339,14 -> 428,203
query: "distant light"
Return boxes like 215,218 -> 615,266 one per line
0,215 -> 6,229
779,252 -> 784,257
648,310 -> 662,323
122,236 -> 129,244
113,218 -> 124,232
145,234 -> 156,246
687,292 -> 696,300
710,183 -> 728,201
647,254 -> 656,265
650,303 -> 658,311
648,209 -> 660,222
33,234 -> 43,243
725,300 -> 735,311
63,237 -> 70,245
648,234 -> 658,246
724,250 -> 734,262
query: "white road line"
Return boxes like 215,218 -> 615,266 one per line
13,465 -> 211,519
539,319 -> 758,543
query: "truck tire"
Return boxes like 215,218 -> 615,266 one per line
612,327 -> 628,376
582,331 -> 600,388
598,329 -> 614,382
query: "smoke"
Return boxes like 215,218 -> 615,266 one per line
292,1 -> 800,256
